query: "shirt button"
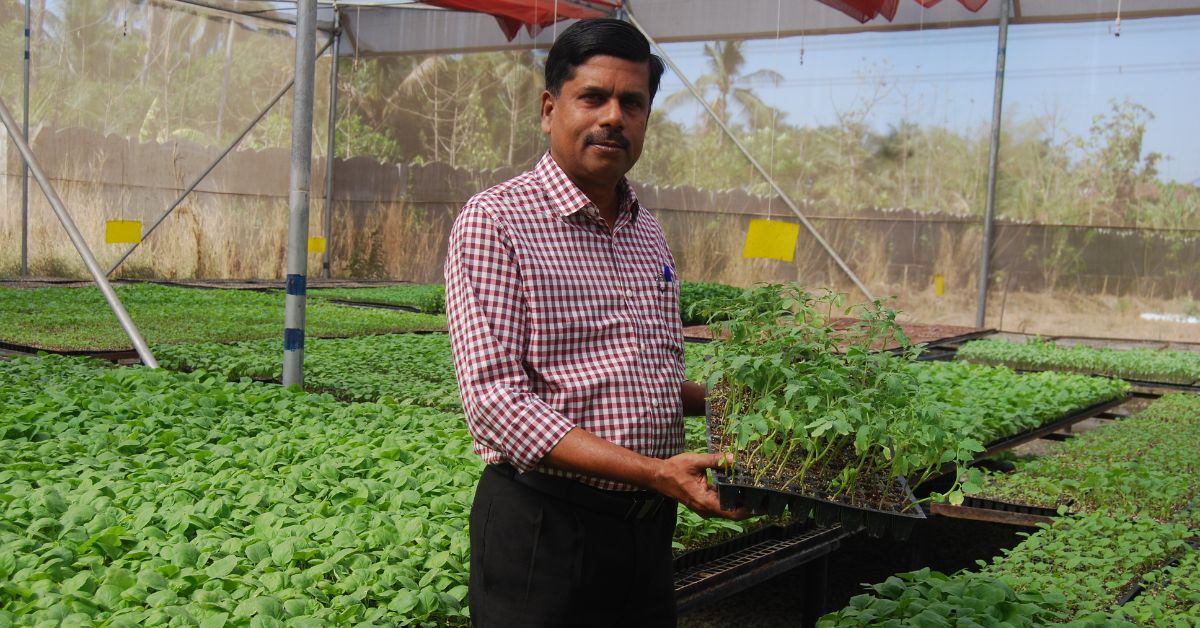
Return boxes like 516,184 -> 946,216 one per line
626,290 -> 635,299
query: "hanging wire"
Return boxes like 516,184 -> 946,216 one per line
765,0 -> 782,221
353,5 -> 361,70
1113,0 -> 1123,37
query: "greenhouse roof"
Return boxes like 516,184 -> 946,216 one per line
173,0 -> 1200,55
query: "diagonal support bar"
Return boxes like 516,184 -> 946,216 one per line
106,36 -> 335,277
0,97 -> 159,368
624,4 -> 874,303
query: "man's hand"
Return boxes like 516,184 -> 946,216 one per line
543,429 -> 749,519
651,452 -> 750,520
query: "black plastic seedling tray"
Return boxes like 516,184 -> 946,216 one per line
706,403 -> 925,541
710,472 -> 925,540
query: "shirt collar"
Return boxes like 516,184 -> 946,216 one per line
535,152 -> 641,224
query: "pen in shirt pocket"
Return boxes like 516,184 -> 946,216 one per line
657,263 -> 674,293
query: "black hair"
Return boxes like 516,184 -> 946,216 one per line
544,18 -> 666,101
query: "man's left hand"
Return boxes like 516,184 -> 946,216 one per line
652,452 -> 750,520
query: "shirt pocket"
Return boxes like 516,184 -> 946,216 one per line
641,262 -> 684,378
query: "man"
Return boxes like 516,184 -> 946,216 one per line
445,18 -> 742,627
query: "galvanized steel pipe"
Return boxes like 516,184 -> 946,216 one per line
0,97 -> 159,368
282,0 -> 318,388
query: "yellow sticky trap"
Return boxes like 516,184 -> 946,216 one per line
741,219 -> 800,262
934,274 -> 945,296
105,220 -> 142,244
308,237 -> 327,253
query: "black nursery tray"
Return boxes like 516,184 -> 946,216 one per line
705,402 -> 925,541
710,471 -> 925,541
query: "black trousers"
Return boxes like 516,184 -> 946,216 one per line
469,465 -> 678,628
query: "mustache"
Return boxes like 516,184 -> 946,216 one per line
585,130 -> 629,149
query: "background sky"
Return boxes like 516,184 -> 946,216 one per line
654,14 -> 1200,184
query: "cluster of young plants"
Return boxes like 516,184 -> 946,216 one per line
0,284 -> 446,351
695,283 -> 983,511
820,513 -> 1197,626
958,338 -> 1200,385
1115,546 -> 1200,624
913,361 -> 1130,446
155,333 -> 760,556
678,281 -> 743,326
817,568 -> 1071,627
0,355 -> 477,626
979,514 -> 1194,621
691,343 -> 1127,463
308,284 -> 447,314
155,333 -> 461,409
974,393 -> 1200,527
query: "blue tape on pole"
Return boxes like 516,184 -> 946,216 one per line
284,328 -> 304,351
286,274 -> 306,296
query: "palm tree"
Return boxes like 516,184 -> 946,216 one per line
663,40 -> 783,130
489,51 -> 541,165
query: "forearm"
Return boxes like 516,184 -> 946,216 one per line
542,379 -> 708,484
542,427 -> 664,490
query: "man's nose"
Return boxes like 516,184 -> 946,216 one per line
598,97 -> 624,128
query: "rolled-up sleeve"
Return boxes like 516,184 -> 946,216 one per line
445,201 -> 576,471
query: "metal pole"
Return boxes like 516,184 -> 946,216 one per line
976,0 -> 1010,328
106,36 -> 334,277
20,0 -> 30,276
283,0 -> 318,388
321,19 -> 341,280
625,5 -> 874,303
0,98 -> 158,368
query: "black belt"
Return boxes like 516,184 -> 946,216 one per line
491,464 -> 670,521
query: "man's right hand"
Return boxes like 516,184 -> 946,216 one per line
652,452 -> 750,520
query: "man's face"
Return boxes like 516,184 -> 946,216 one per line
541,55 -> 651,195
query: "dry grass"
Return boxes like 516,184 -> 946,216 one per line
892,286 -> 1200,343
4,153 -> 1194,343
1,171 -> 326,279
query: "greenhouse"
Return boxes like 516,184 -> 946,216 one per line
1,0 -> 1199,626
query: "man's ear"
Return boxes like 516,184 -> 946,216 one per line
540,90 -> 555,135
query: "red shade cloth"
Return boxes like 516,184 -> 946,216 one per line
824,0 -> 989,23
424,0 -> 989,37
421,0 -> 618,40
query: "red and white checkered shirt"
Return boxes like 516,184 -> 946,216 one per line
445,153 -> 686,491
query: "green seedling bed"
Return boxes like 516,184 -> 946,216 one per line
976,396 -> 1129,458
